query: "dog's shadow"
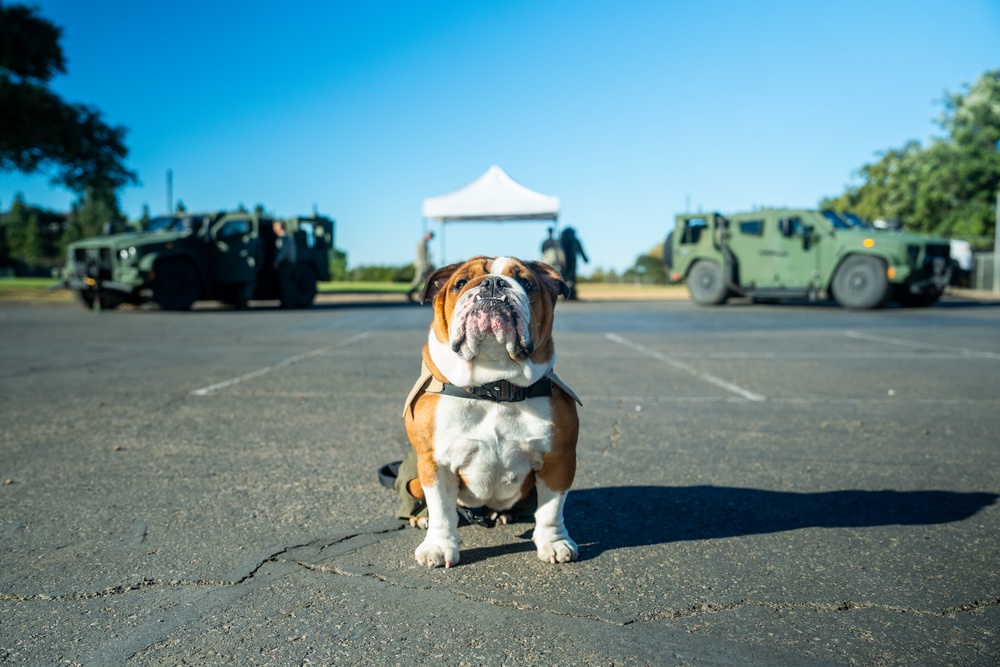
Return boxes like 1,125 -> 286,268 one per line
460,485 -> 997,563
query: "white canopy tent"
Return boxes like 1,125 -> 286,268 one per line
422,165 -> 560,263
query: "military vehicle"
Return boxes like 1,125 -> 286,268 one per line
61,211 -> 334,310
663,209 -> 951,309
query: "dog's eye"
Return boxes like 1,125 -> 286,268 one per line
453,278 -> 468,290
517,276 -> 536,293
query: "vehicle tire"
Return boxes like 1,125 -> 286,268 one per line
831,255 -> 888,309
75,290 -> 96,310
95,290 -> 123,310
152,259 -> 199,311
283,263 -> 318,308
224,281 -> 256,310
897,287 -> 942,308
687,260 -> 729,305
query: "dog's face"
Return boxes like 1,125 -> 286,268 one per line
421,256 -> 568,386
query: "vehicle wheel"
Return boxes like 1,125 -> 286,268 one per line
831,256 -> 888,309
687,260 -> 729,305
75,290 -> 96,310
283,263 -> 318,308
236,282 -> 255,309
225,281 -> 256,310
152,260 -> 199,311
95,290 -> 123,310
897,287 -> 942,308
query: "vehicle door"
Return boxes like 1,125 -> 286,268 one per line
208,214 -> 260,285
733,213 -> 816,289
673,213 -> 721,275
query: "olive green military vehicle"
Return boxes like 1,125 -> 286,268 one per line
62,211 -> 334,310
663,209 -> 951,309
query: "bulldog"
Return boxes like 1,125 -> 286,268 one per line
403,256 -> 581,568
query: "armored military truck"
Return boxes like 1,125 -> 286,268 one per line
663,209 -> 951,309
62,211 -> 334,311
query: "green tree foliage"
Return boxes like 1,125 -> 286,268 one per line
328,247 -> 349,281
822,69 -> 1000,241
346,263 -> 414,282
3,194 -> 35,264
583,267 -> 620,283
622,253 -> 668,284
1,192 -> 66,273
0,2 -> 136,192
139,204 -> 152,228
61,188 -> 126,252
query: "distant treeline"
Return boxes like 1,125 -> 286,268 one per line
820,68 -> 999,244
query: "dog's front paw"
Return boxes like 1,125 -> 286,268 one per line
535,537 -> 578,564
415,537 -> 460,568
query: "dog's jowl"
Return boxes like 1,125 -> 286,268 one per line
402,256 -> 581,568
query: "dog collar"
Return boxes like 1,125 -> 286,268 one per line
434,378 -> 552,403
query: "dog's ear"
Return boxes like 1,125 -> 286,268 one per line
420,262 -> 464,304
527,260 -> 570,301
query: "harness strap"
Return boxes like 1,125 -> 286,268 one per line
434,377 -> 553,402
403,362 -> 582,418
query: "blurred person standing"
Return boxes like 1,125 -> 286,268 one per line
407,231 -> 435,302
540,227 -> 565,272
559,227 -> 589,300
273,221 -> 297,308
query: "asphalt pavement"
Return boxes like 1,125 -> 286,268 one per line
1,294 -> 998,666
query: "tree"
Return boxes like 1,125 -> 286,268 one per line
2,192 -> 48,272
3,193 -> 32,262
21,211 -> 43,266
328,247 -> 348,281
622,253 -> 668,284
0,2 -> 136,193
823,69 -> 1000,241
139,203 -> 152,229
61,188 -> 125,253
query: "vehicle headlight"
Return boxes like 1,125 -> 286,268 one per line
119,247 -> 137,261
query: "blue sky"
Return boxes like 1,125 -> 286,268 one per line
2,1 -> 998,273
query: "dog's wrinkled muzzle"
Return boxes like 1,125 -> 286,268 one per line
450,279 -> 533,361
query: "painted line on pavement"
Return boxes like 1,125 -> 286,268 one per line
605,333 -> 766,402
844,331 -> 1000,360
191,331 -> 372,396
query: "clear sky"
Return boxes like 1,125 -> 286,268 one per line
2,0 -> 999,273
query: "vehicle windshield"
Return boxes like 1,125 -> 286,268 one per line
145,216 -> 203,234
821,210 -> 870,230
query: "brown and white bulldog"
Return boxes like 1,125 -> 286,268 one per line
403,256 -> 581,568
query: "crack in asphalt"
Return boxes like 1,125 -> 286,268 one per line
601,399 -> 625,455
0,525 -> 405,603
4,523 -> 996,630
623,596 -> 1000,623
271,556 -> 1000,627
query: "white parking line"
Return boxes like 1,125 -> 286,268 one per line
844,331 -> 1000,360
191,331 -> 372,396
605,333 -> 766,402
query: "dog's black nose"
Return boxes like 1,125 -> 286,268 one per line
479,276 -> 504,298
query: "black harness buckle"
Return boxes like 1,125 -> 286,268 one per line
434,377 -> 553,403
483,380 -> 522,402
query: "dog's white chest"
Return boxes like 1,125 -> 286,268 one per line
433,396 -> 552,509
